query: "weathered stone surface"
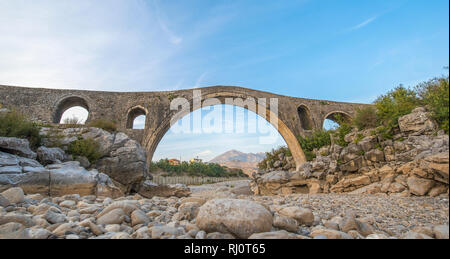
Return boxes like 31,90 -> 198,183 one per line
0,137 -> 36,159
278,207 -> 314,226
1,187 -> 24,204
364,149 -> 385,162
310,228 -> 353,239
433,225 -> 449,239
97,200 -> 137,219
47,162 -> 97,196
0,193 -> 10,206
206,232 -> 235,239
196,198 -> 273,239
138,181 -> 190,198
248,230 -> 300,239
407,176 -> 435,196
44,210 -> 67,224
36,146 -> 65,166
95,173 -> 124,198
150,225 -> 185,239
273,213 -> 299,232
93,130 -> 147,190
402,231 -> 433,239
0,222 -> 30,239
398,107 -> 437,135
0,212 -> 34,227
97,208 -> 126,225
174,202 -> 200,221
131,209 -> 150,226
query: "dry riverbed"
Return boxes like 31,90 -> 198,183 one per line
0,180 -> 448,239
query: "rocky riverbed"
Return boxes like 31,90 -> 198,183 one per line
1,181 -> 448,239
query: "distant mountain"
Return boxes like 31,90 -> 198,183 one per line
209,150 -> 266,175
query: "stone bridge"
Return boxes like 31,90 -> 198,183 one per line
0,84 -> 369,170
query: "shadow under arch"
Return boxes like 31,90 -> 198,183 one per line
297,104 -> 314,130
53,96 -> 90,124
126,105 -> 148,129
143,91 -> 308,171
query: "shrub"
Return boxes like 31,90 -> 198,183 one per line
0,109 -> 42,149
353,106 -> 378,130
298,130 -> 331,161
258,146 -> 292,169
67,138 -> 101,163
88,119 -> 117,133
415,76 -> 449,133
375,86 -> 419,126
329,114 -> 352,147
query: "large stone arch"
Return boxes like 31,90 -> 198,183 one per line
143,91 -> 307,171
52,95 -> 90,124
126,105 -> 148,129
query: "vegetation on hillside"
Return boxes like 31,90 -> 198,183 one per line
0,109 -> 42,149
67,137 -> 102,163
258,74 -> 449,168
150,159 -> 247,178
258,146 -> 291,170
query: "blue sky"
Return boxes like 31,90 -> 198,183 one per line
1,0 -> 448,161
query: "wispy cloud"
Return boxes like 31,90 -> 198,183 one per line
0,0 -> 232,91
347,16 -> 378,32
151,0 -> 183,45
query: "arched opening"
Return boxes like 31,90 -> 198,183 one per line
53,96 -> 89,124
297,105 -> 314,130
143,93 -> 307,172
323,111 -> 352,130
126,107 -> 147,129
152,104 -> 288,176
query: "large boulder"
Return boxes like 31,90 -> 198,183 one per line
0,151 -> 50,194
0,137 -> 36,159
278,206 -> 314,226
47,161 -> 98,196
196,198 -> 273,239
407,176 -> 435,196
0,187 -> 25,204
398,107 -> 438,135
138,181 -> 190,198
41,127 -> 148,194
83,129 -> 147,192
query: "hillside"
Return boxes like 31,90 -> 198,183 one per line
209,150 -> 265,175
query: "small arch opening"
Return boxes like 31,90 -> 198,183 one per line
54,96 -> 90,124
127,107 -> 147,129
60,106 -> 89,124
323,112 -> 352,130
297,105 -> 313,130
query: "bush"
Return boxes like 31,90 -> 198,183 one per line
0,109 -> 42,149
330,122 -> 351,147
353,106 -> 378,130
375,86 -> 419,125
88,119 -> 117,133
415,76 -> 449,133
67,138 -> 101,163
258,146 -> 292,169
298,130 -> 331,161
